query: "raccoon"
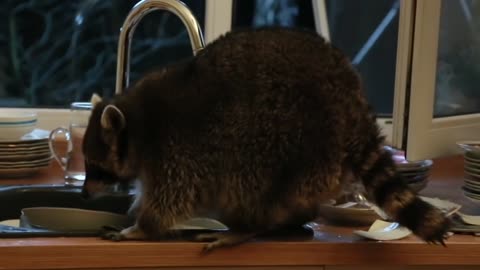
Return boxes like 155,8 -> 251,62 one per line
82,27 -> 449,251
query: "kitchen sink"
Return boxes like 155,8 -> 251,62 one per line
0,184 -> 133,221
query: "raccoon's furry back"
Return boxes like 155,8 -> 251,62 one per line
84,27 -> 449,244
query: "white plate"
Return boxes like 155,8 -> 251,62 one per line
0,156 -> 52,166
457,212 -> 480,226
0,165 -> 49,178
464,151 -> 480,161
465,165 -> 480,174
463,158 -> 480,168
3,217 -> 228,232
0,129 -> 49,143
0,161 -> 51,169
457,141 -> 480,152
317,203 -> 381,226
465,177 -> 480,186
464,155 -> 480,164
0,140 -> 49,152
465,169 -> 480,179
420,196 -> 462,216
0,148 -> 49,157
0,219 -> 20,227
0,136 -> 47,145
464,182 -> 480,193
0,151 -> 51,161
463,187 -> 480,200
354,220 -> 412,241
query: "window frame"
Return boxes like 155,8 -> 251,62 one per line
392,0 -> 480,161
312,0 -> 331,42
204,0 -> 233,43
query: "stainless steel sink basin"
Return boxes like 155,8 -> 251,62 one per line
0,184 -> 133,221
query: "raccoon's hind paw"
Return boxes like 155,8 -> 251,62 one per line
101,230 -> 126,241
195,232 -> 257,253
100,224 -> 147,241
418,214 -> 450,247
398,199 -> 451,246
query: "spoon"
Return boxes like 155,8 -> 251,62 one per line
353,192 -> 389,219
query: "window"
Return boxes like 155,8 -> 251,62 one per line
232,0 -> 399,117
230,0 -> 399,143
0,0 -> 473,161
393,0 -> 480,161
435,0 -> 480,117
0,0 -> 205,129
0,0 -> 205,108
232,0 -> 316,30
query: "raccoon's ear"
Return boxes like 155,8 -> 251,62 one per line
90,93 -> 102,106
100,105 -> 126,132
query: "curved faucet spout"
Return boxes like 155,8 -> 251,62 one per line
115,0 -> 205,94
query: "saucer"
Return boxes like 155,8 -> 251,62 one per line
317,202 -> 380,226
354,220 -> 412,241
396,159 -> 433,171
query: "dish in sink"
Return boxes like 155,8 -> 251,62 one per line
19,207 -> 228,233
317,201 -> 381,226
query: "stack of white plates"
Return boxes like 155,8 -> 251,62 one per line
0,129 -> 52,178
457,141 -> 480,202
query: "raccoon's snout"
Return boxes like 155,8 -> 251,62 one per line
81,180 -> 109,199
81,186 -> 90,199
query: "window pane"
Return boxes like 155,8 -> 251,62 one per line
232,0 -> 315,30
233,0 -> 399,116
0,0 -> 205,108
327,0 -> 399,116
434,0 -> 480,117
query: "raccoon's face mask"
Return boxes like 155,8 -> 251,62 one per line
81,94 -> 135,198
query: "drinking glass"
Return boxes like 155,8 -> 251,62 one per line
49,102 -> 92,186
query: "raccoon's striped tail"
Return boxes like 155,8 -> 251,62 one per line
359,148 -> 450,245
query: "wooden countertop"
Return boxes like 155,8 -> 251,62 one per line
1,155 -> 480,269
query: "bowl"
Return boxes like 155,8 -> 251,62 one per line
0,110 -> 37,140
317,203 -> 381,226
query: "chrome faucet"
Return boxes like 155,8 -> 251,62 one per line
115,0 -> 205,94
